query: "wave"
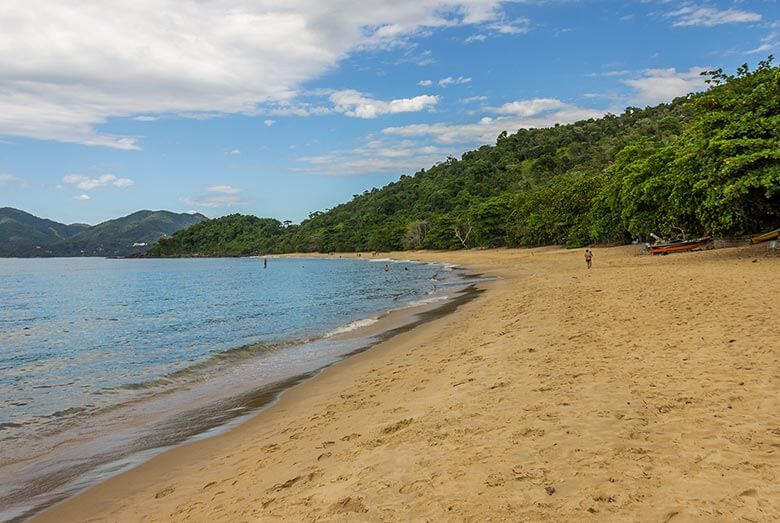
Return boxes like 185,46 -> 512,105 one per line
109,337 -> 312,392
324,318 -> 380,337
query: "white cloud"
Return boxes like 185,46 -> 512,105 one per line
465,15 -> 529,41
296,139 -> 450,176
263,119 -> 276,126
439,76 -> 472,87
417,79 -> 433,86
0,1 -> 523,148
492,98 -> 564,116
112,177 -> 136,188
623,67 -> 709,106
462,95 -> 488,103
74,194 -> 90,201
382,101 -> 604,144
488,17 -> 530,34
63,174 -> 135,190
747,32 -> 778,54
229,149 -> 241,155
586,70 -> 631,77
266,102 -> 332,117
667,5 -> 761,27
207,184 -> 242,194
185,184 -> 247,207
0,174 -> 19,184
330,90 -> 438,118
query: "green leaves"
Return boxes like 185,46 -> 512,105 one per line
150,60 -> 779,255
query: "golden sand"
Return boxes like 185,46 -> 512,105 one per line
32,246 -> 779,522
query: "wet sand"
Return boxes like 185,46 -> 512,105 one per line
31,246 -> 779,521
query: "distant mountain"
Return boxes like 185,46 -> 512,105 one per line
0,208 -> 89,256
0,208 -> 207,257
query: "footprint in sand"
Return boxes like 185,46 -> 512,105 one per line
381,418 -> 413,435
485,473 -> 505,487
328,496 -> 368,514
154,486 -> 175,499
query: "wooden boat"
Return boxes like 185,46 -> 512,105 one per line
750,228 -> 780,244
647,237 -> 711,255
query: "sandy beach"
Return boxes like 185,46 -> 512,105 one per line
31,245 -> 779,522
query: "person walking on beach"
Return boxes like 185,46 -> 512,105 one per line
584,249 -> 593,269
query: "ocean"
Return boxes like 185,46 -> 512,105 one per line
0,256 -> 475,521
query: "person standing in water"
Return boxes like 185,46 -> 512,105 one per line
264,258 -> 268,269
384,264 -> 389,272
584,249 -> 593,269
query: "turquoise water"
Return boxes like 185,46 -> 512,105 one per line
0,256 -> 469,520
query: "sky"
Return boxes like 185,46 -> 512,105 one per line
0,1 -> 776,225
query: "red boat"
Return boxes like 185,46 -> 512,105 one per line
647,237 -> 711,255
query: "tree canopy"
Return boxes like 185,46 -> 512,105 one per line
150,59 -> 779,256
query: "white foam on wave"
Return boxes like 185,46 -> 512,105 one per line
324,318 -> 380,337
405,295 -> 450,307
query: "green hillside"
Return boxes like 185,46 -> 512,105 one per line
151,60 -> 779,256
54,210 -> 208,256
0,209 -> 207,257
0,208 -> 89,256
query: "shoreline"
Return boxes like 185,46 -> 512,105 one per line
10,258 -> 486,522
30,246 -> 779,522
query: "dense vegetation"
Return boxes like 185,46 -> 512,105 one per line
0,207 -> 89,256
151,60 -> 779,256
0,209 -> 207,257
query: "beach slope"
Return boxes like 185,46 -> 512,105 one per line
32,246 -> 779,521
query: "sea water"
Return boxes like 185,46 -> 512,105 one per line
0,256 -> 471,521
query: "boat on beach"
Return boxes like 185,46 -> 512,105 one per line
646,236 -> 711,255
750,228 -> 780,244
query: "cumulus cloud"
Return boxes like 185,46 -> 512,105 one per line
330,90 -> 438,118
0,174 -> 20,184
0,0 -> 523,148
623,67 -> 709,106
417,80 -> 433,86
229,149 -> 241,155
185,184 -> 247,208
263,119 -> 276,126
74,194 -> 90,201
63,174 -> 135,190
492,98 -> 564,116
439,76 -> 472,87
382,101 -> 604,144
296,139 -> 450,176
667,5 -> 761,27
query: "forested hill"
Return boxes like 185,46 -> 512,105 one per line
0,209 -> 207,257
150,60 -> 779,257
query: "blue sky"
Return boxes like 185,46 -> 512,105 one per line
0,0 -> 776,224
